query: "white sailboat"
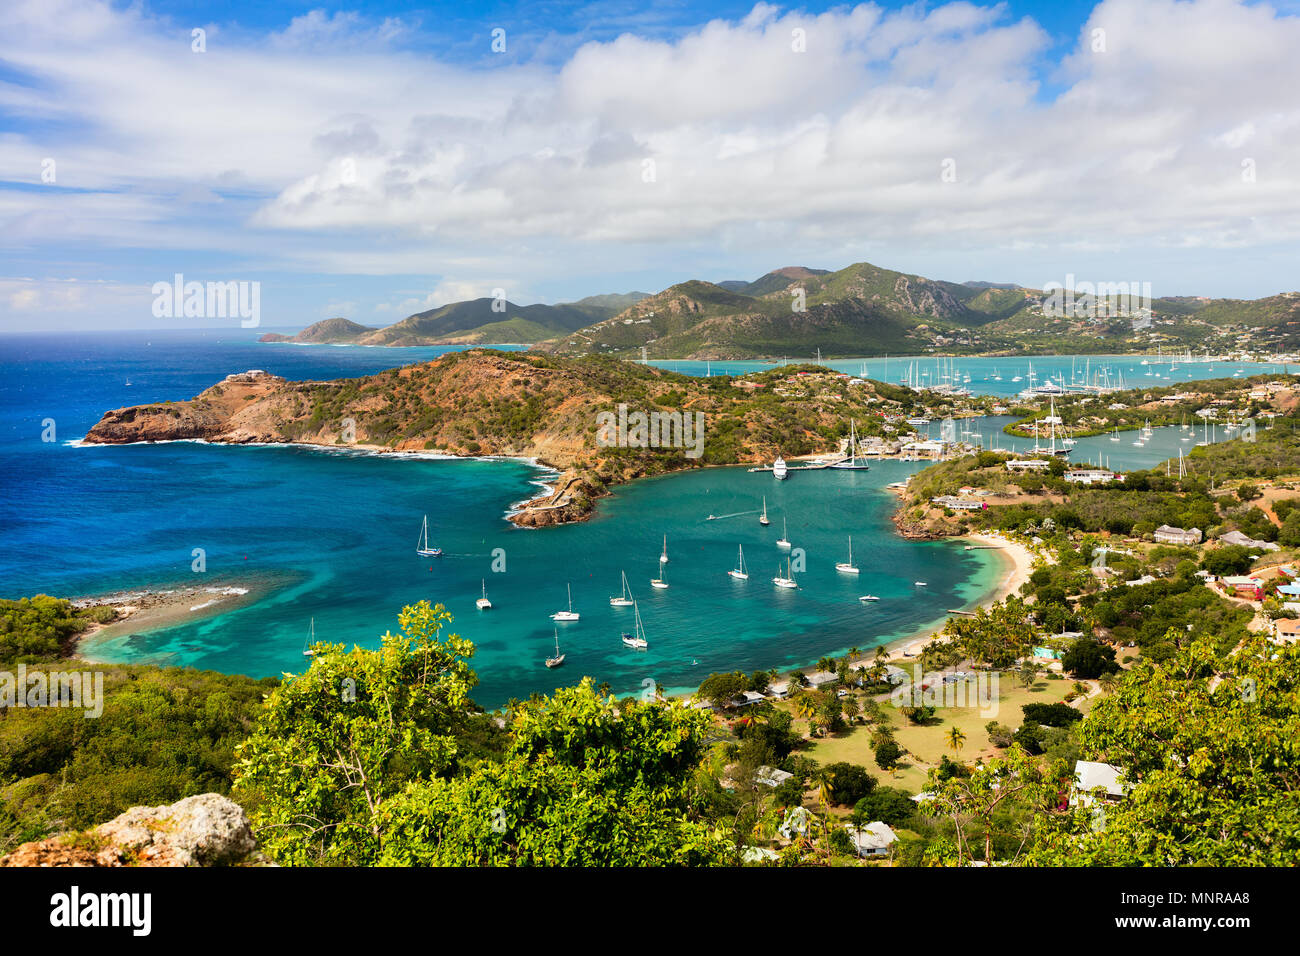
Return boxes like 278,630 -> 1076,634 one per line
729,545 -> 749,580
773,557 -> 797,589
776,517 -> 791,549
835,536 -> 860,574
550,583 -> 580,621
659,534 -> 669,564
609,570 -> 634,607
759,496 -> 770,526
859,594 -> 880,602
621,601 -> 648,649
302,618 -> 316,657
416,515 -> 442,557
1110,426 -> 1120,442
476,579 -> 492,610
545,628 -> 565,668
651,564 -> 669,589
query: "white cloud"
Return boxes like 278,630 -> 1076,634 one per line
2,0 -> 1300,308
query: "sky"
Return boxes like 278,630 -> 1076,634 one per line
4,0 -> 1300,330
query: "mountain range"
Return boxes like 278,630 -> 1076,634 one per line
260,261 -> 1300,359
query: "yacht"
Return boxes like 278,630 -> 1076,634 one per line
650,565 -> 669,589
835,536 -> 859,574
759,497 -> 770,526
545,629 -> 565,668
476,580 -> 492,610
609,570 -> 634,607
773,558 -> 798,589
416,515 -> 442,557
659,534 -> 669,564
728,545 -> 749,580
776,517 -> 791,549
302,618 -> 317,658
550,583 -> 580,622
773,457 -> 788,480
859,594 -> 880,602
621,601 -> 649,649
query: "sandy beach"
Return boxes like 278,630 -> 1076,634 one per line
70,582 -> 264,661
880,532 -> 1036,663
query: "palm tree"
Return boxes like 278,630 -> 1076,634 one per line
946,725 -> 967,757
875,644 -> 889,664
848,645 -> 861,665
1098,672 -> 1119,694
817,656 -> 834,675
792,692 -> 818,724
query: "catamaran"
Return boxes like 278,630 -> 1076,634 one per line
621,601 -> 649,649
545,628 -> 565,668
759,497 -> 770,526
729,545 -> 749,580
659,534 -> 669,564
302,618 -> 316,657
416,515 -> 442,557
773,558 -> 797,589
776,517 -> 791,549
476,580 -> 492,610
609,570 -> 634,606
835,536 -> 860,574
651,564 -> 669,589
550,583 -> 579,621
773,456 -> 788,480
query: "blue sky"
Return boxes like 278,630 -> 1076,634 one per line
3,0 -> 1300,330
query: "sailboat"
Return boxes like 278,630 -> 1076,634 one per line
859,594 -> 880,602
609,570 -> 634,607
302,618 -> 316,657
550,583 -> 580,621
773,557 -> 797,589
835,536 -> 860,574
659,534 -> 669,564
545,628 -> 565,668
622,601 -> 649,649
759,497 -> 770,526
1110,426 -> 1120,443
651,564 -> 669,589
776,517 -> 791,549
729,545 -> 749,580
476,579 -> 492,610
831,419 -> 871,470
416,515 -> 442,557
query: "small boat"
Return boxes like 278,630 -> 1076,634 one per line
609,570 -> 634,607
550,583 -> 580,621
545,628 -> 565,668
914,581 -> 927,587
859,595 -> 880,602
773,457 -> 788,480
835,536 -> 859,574
659,534 -> 669,564
651,565 -> 669,589
416,515 -> 442,557
124,379 -> 133,387
476,579 -> 492,610
773,558 -> 798,589
759,496 -> 770,526
302,618 -> 317,657
622,601 -> 648,649
776,517 -> 791,549
729,545 -> 749,580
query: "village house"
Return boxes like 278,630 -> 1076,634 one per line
1064,468 -> 1123,485
755,766 -> 794,788
1218,530 -> 1280,551
1153,525 -> 1202,545
1006,458 -> 1051,473
1221,576 -> 1264,600
844,822 -> 898,858
931,495 -> 987,511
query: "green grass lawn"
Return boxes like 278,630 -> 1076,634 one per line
805,676 -> 1081,794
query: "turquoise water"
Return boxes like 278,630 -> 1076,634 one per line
0,329 -> 1241,709
650,354 -> 1291,398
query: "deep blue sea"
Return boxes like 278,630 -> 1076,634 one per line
0,329 -> 1252,707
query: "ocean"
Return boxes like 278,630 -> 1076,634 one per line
0,328 -> 1248,707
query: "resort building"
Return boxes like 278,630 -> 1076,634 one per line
931,495 -> 987,511
766,680 -> 791,699
1064,468 -> 1123,485
1218,530 -> 1280,551
1273,618 -> 1300,644
1071,760 -> 1129,807
1221,576 -> 1265,600
1153,525 -> 1202,545
755,766 -> 794,788
805,670 -> 839,689
1006,458 -> 1051,473
844,822 -> 898,858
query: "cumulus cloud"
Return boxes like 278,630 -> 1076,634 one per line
2,0 -> 1300,312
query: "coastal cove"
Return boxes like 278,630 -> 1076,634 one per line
0,329 -> 1248,708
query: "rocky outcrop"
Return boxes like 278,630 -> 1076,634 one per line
0,794 -> 261,867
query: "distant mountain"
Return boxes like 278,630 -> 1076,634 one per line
540,261 -> 1038,359
259,318 -> 376,344
962,281 -> 1020,290
260,292 -> 651,347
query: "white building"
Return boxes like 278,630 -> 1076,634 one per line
844,822 -> 898,858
